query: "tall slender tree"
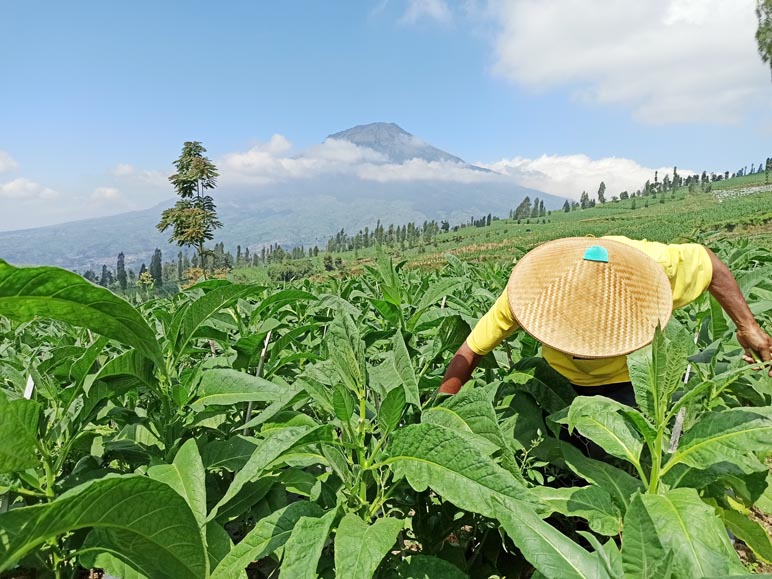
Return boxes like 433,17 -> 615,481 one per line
116,252 -> 127,291
177,251 -> 184,281
150,248 -> 163,289
157,141 -> 221,278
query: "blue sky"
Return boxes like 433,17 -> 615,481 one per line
1,0 -> 770,231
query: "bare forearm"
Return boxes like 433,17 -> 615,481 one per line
706,248 -> 756,330
440,341 -> 483,394
706,247 -> 772,374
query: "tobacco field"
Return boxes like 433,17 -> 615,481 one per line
1,239 -> 772,579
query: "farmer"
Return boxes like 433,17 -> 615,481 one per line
440,236 -> 772,403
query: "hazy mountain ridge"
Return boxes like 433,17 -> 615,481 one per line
0,123 -> 563,271
327,122 -> 471,166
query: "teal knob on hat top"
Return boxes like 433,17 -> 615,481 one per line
583,245 -> 609,263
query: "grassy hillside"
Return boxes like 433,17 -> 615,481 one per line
231,171 -> 772,284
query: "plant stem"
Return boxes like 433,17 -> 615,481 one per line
647,430 -> 664,494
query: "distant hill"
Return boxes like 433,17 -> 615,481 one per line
0,122 -> 564,271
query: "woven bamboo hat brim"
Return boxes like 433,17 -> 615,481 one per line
506,237 -> 673,358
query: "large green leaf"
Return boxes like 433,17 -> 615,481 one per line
253,289 -> 317,317
664,407 -> 772,475
639,488 -> 745,579
422,387 -> 507,451
564,396 -> 644,467
0,260 -> 162,367
147,438 -> 207,528
0,476 -> 206,578
378,386 -> 406,436
371,298 -> 402,327
421,407 -> 499,456
169,283 -> 255,357
0,394 -> 40,473
416,277 -> 464,311
559,443 -> 643,510
209,426 -> 327,520
70,335 -> 109,384
627,325 -> 692,422
327,308 -> 367,393
493,496 -> 610,579
622,493 -> 669,579
94,350 -> 156,390
718,507 -> 772,564
210,501 -> 322,579
533,485 -> 621,536
240,386 -> 306,432
79,541 -> 149,579
190,369 -> 287,411
708,295 -> 730,339
213,478 -> 276,523
201,436 -> 259,471
387,423 -> 539,520
333,383 -> 355,423
512,358 -> 576,413
279,510 -> 335,579
396,554 -> 469,578
334,514 -> 403,579
393,330 -> 420,406
205,522 -> 236,574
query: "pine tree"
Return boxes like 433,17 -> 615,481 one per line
99,265 -> 110,287
580,191 -> 589,209
116,252 -> 128,291
597,181 -> 606,204
150,249 -> 163,288
177,252 -> 184,281
530,197 -> 540,218
514,196 -> 531,219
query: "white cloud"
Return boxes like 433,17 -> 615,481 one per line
487,0 -> 769,124
357,158 -> 494,182
111,163 -> 135,177
109,163 -> 168,188
401,0 -> 452,24
0,151 -> 18,173
0,178 -> 58,201
304,139 -> 388,163
480,154 -> 692,200
91,187 -> 123,201
218,134 -> 496,186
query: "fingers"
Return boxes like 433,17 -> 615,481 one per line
741,346 -> 772,377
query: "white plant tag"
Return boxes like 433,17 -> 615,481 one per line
24,375 -> 35,399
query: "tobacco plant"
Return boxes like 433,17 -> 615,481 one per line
0,245 -> 771,579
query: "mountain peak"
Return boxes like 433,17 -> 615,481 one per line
326,122 -> 466,165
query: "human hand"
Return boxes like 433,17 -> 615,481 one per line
736,324 -> 772,377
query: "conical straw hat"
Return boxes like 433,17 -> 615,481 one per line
506,237 -> 673,358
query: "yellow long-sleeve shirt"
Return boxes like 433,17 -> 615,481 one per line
466,236 -> 713,386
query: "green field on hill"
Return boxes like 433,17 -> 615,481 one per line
231,171 -> 772,286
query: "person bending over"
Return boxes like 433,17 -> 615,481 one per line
440,236 -> 772,403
